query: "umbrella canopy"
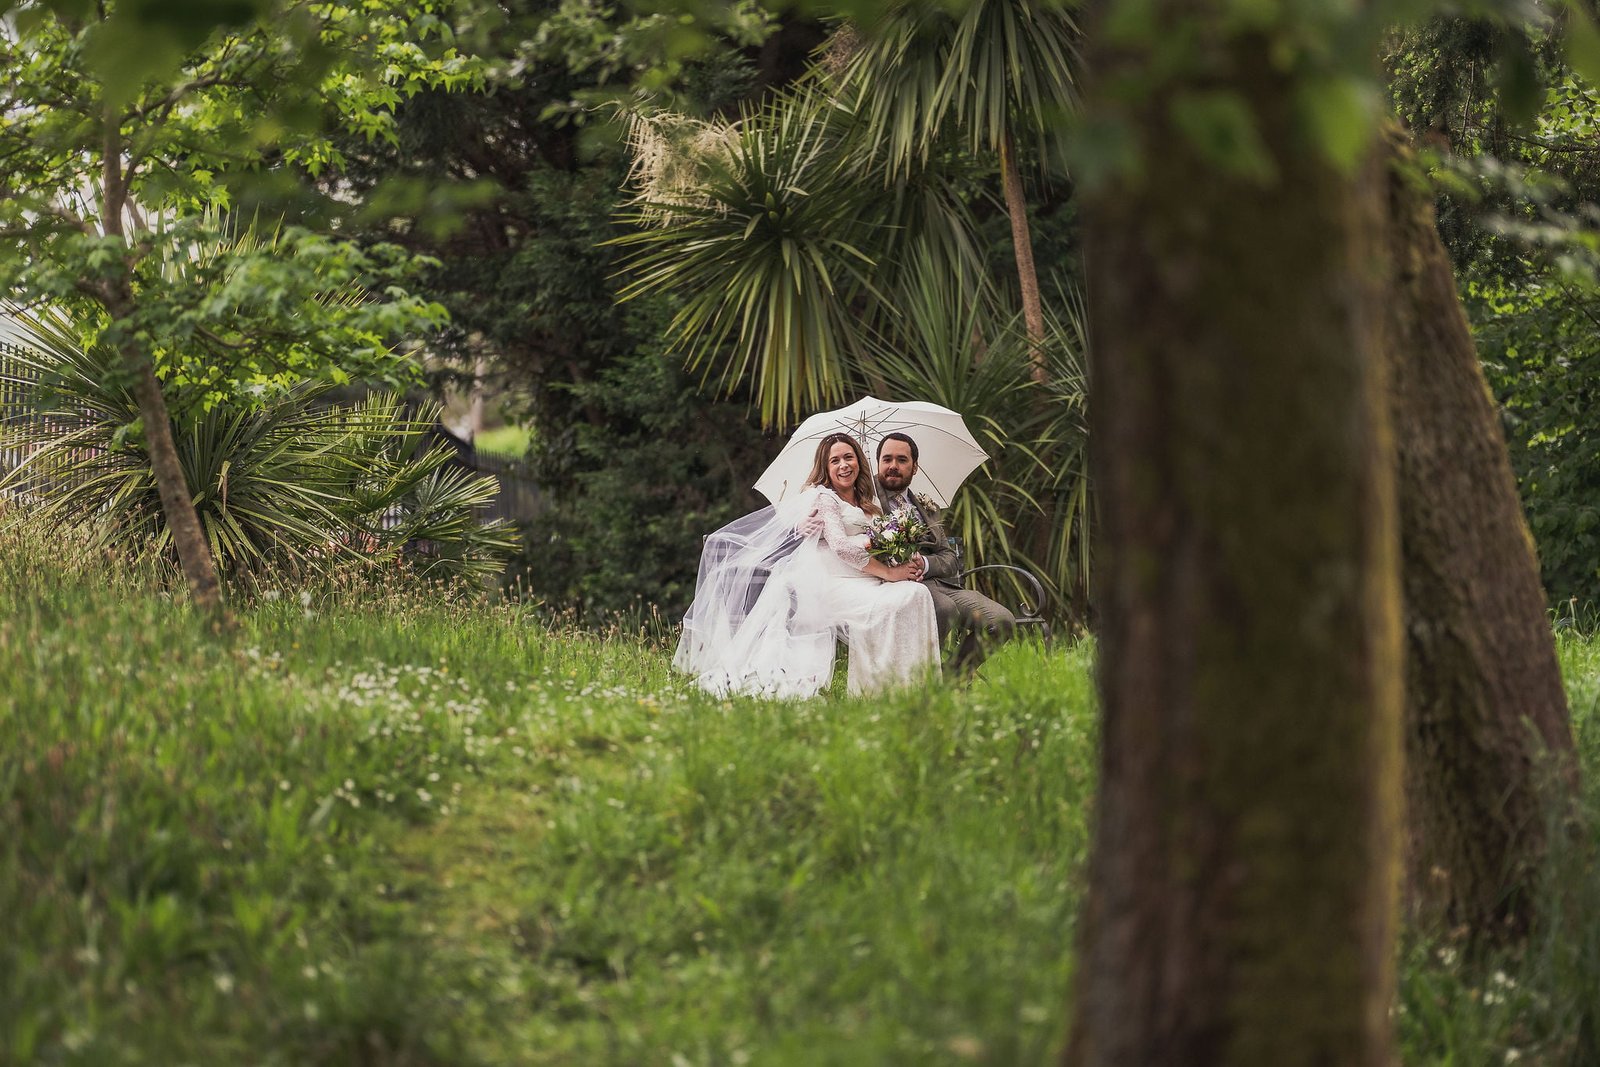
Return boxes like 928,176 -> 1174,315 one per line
754,396 -> 989,508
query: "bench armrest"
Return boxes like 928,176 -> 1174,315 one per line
956,563 -> 1048,621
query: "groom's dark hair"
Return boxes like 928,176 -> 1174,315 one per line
877,432 -> 919,463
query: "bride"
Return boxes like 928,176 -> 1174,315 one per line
675,432 -> 941,699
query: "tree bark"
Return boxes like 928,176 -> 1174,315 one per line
100,110 -> 225,617
126,344 -> 225,614
1000,129 -> 1048,383
1065,19 -> 1402,1067
1376,125 -> 1578,935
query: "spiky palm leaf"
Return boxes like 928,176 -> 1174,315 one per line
617,91 -> 882,427
839,0 -> 1081,173
0,306 -> 514,586
859,251 -> 1090,624
617,89 -> 991,428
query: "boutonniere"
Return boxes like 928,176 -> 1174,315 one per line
913,492 -> 937,513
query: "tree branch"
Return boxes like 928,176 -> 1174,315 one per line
196,324 -> 251,351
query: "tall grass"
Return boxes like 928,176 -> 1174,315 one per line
0,509 -> 1092,1064
8,508 -> 1600,1064
1391,631 -> 1600,1066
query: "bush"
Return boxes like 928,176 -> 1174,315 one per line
514,334 -> 769,622
0,311 -> 516,588
1472,280 -> 1600,608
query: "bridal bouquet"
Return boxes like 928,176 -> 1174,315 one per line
866,507 -> 929,566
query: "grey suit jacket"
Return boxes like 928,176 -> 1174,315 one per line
874,480 -> 960,589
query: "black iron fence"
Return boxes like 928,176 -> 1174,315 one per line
1,339 -> 543,530
0,340 -> 94,501
471,448 -> 543,527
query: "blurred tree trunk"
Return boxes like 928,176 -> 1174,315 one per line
1377,125 -> 1578,935
1064,18 -> 1403,1067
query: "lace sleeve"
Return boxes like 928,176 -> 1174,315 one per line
814,490 -> 870,570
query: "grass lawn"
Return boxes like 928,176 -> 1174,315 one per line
3,515 -> 1598,1064
473,425 -> 533,458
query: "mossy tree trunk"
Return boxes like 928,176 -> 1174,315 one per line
1064,18 -> 1403,1067
1377,126 -> 1577,935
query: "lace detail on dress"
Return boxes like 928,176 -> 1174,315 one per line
812,489 -> 870,570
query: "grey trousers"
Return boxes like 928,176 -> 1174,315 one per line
925,581 -> 1016,673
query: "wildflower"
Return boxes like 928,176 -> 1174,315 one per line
299,591 -> 313,607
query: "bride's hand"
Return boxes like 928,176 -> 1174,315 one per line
886,560 -> 920,582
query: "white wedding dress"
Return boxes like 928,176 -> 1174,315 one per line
675,485 -> 940,699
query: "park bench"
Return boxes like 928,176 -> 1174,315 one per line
716,532 -> 1052,644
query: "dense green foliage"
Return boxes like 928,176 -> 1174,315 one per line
4,516 -> 1600,1062
316,2 -> 793,620
0,1 -> 468,401
1,312 -> 516,585
615,20 -> 1090,621
1472,278 -> 1600,606
1387,19 -> 1600,605
511,318 -> 770,616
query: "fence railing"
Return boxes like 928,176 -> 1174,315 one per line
2,340 -> 545,529
0,340 -> 96,502
0,342 -> 29,488
471,448 -> 544,527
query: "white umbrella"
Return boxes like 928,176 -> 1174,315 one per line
753,395 -> 989,508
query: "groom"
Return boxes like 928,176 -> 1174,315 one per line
874,432 -> 1015,676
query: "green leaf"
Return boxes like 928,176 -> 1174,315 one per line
1564,6 -> 1600,93
1297,76 -> 1379,174
82,19 -> 187,109
1169,89 -> 1278,184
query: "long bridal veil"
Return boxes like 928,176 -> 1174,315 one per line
674,490 -> 839,699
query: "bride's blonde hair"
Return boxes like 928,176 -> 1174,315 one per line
804,433 -> 880,515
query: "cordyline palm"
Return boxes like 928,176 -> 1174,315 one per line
615,87 -> 989,428
0,307 -> 515,586
835,0 -> 1081,381
861,248 -> 1091,625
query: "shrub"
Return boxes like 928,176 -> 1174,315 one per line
1,310 -> 515,588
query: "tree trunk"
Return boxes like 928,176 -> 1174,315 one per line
99,115 -> 224,617
1376,125 -> 1577,935
110,302 -> 225,616
1065,21 -> 1402,1067
1000,129 -> 1048,383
